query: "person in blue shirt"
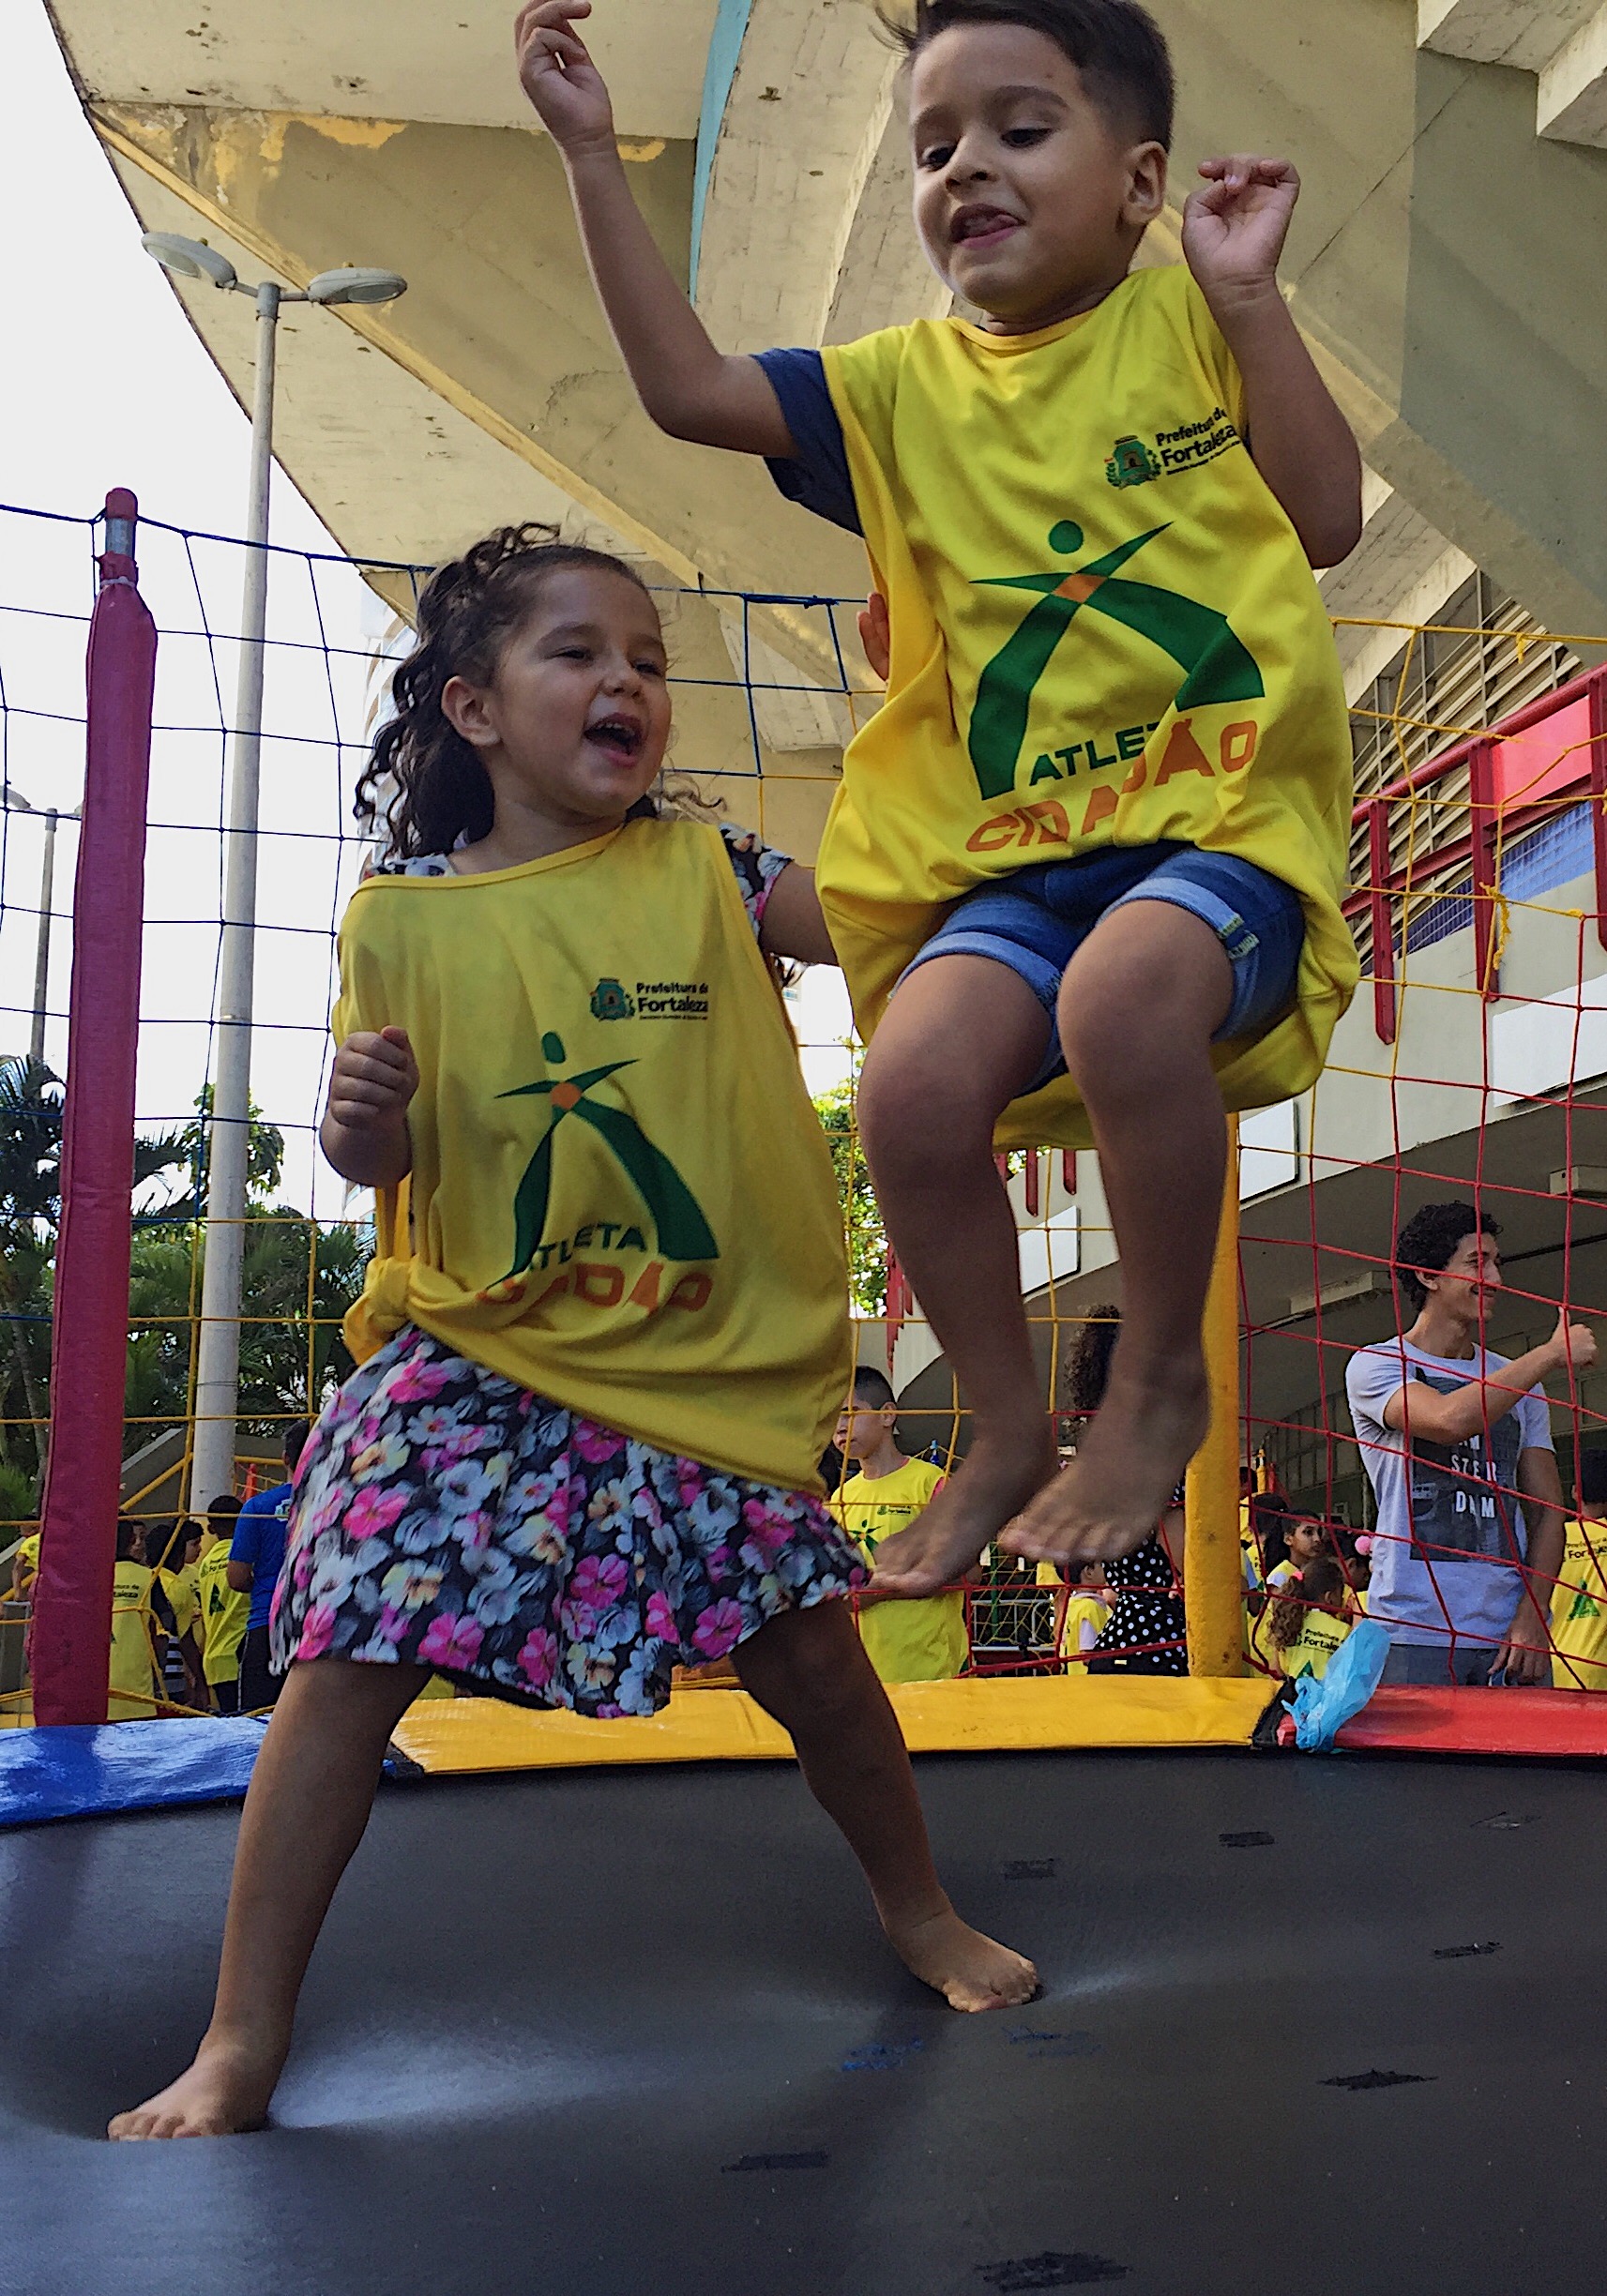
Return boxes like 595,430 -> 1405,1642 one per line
230,1424 -> 312,1714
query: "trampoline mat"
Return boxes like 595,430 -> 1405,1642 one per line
2,1747 -> 1603,2296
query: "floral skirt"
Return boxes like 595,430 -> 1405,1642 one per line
270,1324 -> 866,1719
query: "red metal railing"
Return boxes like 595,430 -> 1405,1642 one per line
1350,662 -> 1607,1042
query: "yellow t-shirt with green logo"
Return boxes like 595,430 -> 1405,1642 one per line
1271,1607 -> 1351,1681
196,1538 -> 249,1686
109,1560 -> 159,1719
816,264 -> 1357,1149
338,820 -> 850,1491
1551,1516 -> 1607,1690
11,1531 -> 40,1593
834,1457 -> 967,1683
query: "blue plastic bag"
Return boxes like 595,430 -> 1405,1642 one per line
1291,1619 -> 1391,1751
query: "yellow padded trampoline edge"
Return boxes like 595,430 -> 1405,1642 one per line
389,1675 -> 1274,1775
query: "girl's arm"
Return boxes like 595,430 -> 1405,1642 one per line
1182,158 -> 1363,569
759,863 -> 840,969
516,2 -> 793,455
321,1027 -> 418,1189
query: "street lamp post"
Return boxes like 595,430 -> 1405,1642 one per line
141,235 -> 406,1509
1,785 -> 80,1064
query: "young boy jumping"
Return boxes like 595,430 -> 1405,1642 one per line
516,0 -> 1360,1581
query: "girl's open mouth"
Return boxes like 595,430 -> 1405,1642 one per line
585,715 -> 645,763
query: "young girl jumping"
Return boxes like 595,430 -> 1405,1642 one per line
111,526 -> 1035,2140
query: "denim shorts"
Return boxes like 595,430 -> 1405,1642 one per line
900,841 -> 1305,1092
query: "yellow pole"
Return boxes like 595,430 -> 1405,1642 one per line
1185,1114 -> 1243,1677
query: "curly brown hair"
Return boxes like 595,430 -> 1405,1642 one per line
1268,1557 -> 1347,1653
355,523 -> 657,860
1064,1302 -> 1122,1418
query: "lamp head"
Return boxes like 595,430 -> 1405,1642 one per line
141,234 -> 239,291
306,266 -> 408,308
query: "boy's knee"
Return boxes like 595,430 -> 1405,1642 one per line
857,1034 -> 1000,1166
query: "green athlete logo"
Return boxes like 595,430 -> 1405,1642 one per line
494,1030 -> 718,1284
967,520 -> 1266,800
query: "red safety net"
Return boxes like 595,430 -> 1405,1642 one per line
1,499 -> 1604,1720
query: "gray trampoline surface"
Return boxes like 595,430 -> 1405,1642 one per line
2,1748 -> 1604,2296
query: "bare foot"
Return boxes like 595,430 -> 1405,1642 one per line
886,1901 -> 1039,2013
870,1423 -> 1056,1598
1004,1353 -> 1209,1565
108,2033 -> 282,2139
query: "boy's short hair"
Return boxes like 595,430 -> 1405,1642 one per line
885,0 -> 1175,151
1393,1201 -> 1499,1311
852,1366 -> 898,1411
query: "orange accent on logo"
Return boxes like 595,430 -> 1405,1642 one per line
549,1080 -> 584,1111
1121,754 -> 1146,794
1220,721 -> 1258,773
630,1261 -> 664,1310
1054,572 -> 1106,605
574,1261 -> 625,1307
668,1272 -> 713,1311
1155,718 -> 1215,785
966,814 -> 1022,854
534,1270 -> 571,1306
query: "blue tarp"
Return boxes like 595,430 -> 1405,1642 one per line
0,1716 -> 418,1829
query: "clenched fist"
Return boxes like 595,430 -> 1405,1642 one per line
326,1027 -> 418,1136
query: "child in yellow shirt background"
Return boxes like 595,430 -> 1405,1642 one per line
1551,1450 -> 1607,1691
833,1368 -> 970,1685
1035,1558 -> 1111,1668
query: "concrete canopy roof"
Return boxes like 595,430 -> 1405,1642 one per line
44,0 -> 1607,851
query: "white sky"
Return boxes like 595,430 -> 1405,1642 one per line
0,0 -> 855,1231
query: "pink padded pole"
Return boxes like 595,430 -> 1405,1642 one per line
31,491 -> 157,1727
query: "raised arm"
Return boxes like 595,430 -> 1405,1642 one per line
1379,1313 -> 1597,1446
1182,157 -> 1362,569
515,2 -> 793,454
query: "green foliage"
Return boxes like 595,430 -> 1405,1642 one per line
813,1077 -> 887,1319
0,1056 -> 366,1492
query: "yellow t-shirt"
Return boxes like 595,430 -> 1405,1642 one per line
1060,1593 -> 1112,1667
835,1457 -> 967,1683
109,1561 -> 159,1719
1551,1516 -> 1607,1691
159,1564 -> 199,1642
196,1538 -> 249,1686
11,1531 -> 40,1594
339,820 -> 850,1491
816,264 -> 1357,1149
1033,1562 -> 1110,1663
1271,1607 -> 1352,1682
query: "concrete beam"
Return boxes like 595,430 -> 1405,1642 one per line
1418,0 -> 1599,72
92,101 -> 870,687
694,0 -> 898,351
116,168 -> 842,853
823,102 -> 953,343
1539,6 -> 1607,141
63,0 -> 720,138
